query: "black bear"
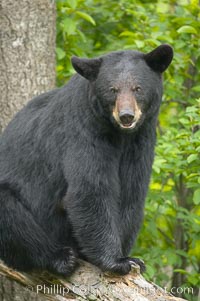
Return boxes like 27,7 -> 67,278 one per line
0,45 -> 173,276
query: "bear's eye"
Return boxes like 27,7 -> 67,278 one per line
110,87 -> 119,94
135,86 -> 141,92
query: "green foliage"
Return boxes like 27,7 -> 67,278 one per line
56,0 -> 200,299
56,0 -> 96,84
134,99 -> 200,298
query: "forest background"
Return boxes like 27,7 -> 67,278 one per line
56,1 -> 200,300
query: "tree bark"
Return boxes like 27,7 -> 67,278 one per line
0,260 -> 188,301
0,0 -> 56,133
0,0 -> 56,298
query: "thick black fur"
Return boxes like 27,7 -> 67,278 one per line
0,45 -> 173,276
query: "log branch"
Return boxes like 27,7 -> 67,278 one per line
0,260 -> 187,301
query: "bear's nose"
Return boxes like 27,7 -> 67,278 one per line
119,110 -> 135,126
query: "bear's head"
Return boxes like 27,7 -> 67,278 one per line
71,45 -> 173,132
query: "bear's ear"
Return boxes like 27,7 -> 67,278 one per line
144,44 -> 173,73
71,56 -> 102,81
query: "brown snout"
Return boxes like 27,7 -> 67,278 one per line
112,96 -> 141,129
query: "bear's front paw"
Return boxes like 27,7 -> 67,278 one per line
49,247 -> 78,276
105,258 -> 131,275
127,257 -> 146,273
106,257 -> 145,275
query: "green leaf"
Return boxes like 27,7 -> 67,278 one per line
177,25 -> 197,34
186,106 -> 198,113
135,40 -> 145,48
187,154 -> 198,163
119,31 -> 135,37
179,118 -> 190,125
156,3 -> 169,13
152,165 -> 160,174
193,189 -> 200,205
66,0 -> 78,9
173,269 -> 187,274
145,265 -> 156,278
187,274 -> 200,286
76,11 -> 96,25
62,18 -> 76,35
56,47 -> 66,60
192,85 -> 200,92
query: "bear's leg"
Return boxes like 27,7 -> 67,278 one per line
64,179 -> 139,275
0,184 -> 77,276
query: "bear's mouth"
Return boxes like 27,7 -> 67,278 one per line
119,120 -> 137,129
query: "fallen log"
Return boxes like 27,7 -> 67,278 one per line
0,260 -> 187,301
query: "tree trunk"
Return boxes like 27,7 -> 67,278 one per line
0,0 -> 56,133
0,0 -> 56,298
